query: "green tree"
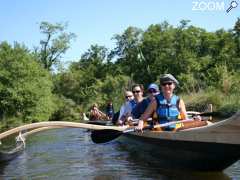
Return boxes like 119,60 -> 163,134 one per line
0,42 -> 56,128
35,21 -> 76,71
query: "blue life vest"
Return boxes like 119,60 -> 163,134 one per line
155,93 -> 180,129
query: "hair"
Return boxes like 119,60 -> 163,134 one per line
132,84 -> 144,92
92,103 -> 98,108
107,101 -> 113,106
125,90 -> 132,94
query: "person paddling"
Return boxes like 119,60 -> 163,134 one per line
136,74 -> 189,131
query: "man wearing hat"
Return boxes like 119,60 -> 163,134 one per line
136,74 -> 188,131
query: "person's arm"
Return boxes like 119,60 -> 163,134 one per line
179,99 -> 202,121
91,107 -> 106,120
136,99 -> 157,130
118,105 -> 124,120
120,102 -> 132,120
90,109 -> 98,120
178,99 -> 188,120
90,109 -> 95,116
124,102 -> 135,122
97,109 -> 107,119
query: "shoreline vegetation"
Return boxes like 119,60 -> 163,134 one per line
0,19 -> 240,131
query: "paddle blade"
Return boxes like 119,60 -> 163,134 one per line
91,129 -> 123,144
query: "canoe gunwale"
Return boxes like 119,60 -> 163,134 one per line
125,111 -> 240,145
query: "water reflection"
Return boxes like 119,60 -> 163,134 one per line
0,128 -> 238,179
114,142 -> 231,180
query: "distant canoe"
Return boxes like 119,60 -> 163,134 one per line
118,111 -> 240,171
0,142 -> 24,163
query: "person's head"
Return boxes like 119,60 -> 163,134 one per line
160,74 -> 179,95
92,103 -> 98,109
147,83 -> 159,99
107,100 -> 113,106
124,91 -> 133,101
132,84 -> 144,100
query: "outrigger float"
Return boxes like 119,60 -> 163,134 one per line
0,121 -> 126,163
0,111 -> 239,171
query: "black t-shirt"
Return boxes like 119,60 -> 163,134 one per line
106,105 -> 114,117
131,98 -> 151,119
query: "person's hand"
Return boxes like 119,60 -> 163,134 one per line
127,116 -> 133,122
117,120 -> 123,126
135,120 -> 144,132
193,115 -> 202,121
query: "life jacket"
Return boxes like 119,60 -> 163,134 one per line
155,93 -> 180,129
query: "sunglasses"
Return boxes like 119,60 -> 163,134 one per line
125,95 -> 133,98
148,89 -> 157,93
161,82 -> 173,86
132,90 -> 141,94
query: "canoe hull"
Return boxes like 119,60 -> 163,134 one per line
119,132 -> 240,171
117,112 -> 240,171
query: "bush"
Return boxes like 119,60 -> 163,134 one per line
182,88 -> 240,117
50,96 -> 82,122
0,42 -> 56,129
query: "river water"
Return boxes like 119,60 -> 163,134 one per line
0,128 -> 239,179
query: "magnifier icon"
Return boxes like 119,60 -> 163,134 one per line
226,1 -> 238,13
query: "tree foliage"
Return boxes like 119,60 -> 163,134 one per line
53,19 -> 240,118
1,18 -> 240,128
35,21 -> 76,71
0,42 -> 56,128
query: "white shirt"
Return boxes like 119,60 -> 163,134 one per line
118,101 -> 135,120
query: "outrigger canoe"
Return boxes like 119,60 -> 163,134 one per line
92,111 -> 240,171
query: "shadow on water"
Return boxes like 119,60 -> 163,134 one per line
0,162 -> 8,175
0,135 -> 24,176
114,142 -> 231,180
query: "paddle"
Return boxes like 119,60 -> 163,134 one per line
187,111 -> 222,117
91,119 -> 198,144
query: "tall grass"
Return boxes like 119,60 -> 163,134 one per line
181,89 -> 240,117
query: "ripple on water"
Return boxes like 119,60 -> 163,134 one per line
0,128 -> 239,180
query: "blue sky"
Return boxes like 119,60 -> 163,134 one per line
0,0 -> 239,63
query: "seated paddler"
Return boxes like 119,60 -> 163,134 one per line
136,74 -> 188,131
119,84 -> 145,125
89,103 -> 107,121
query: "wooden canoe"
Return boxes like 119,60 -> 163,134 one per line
118,111 -> 240,171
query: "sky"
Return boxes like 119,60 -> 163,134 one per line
0,0 -> 239,63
